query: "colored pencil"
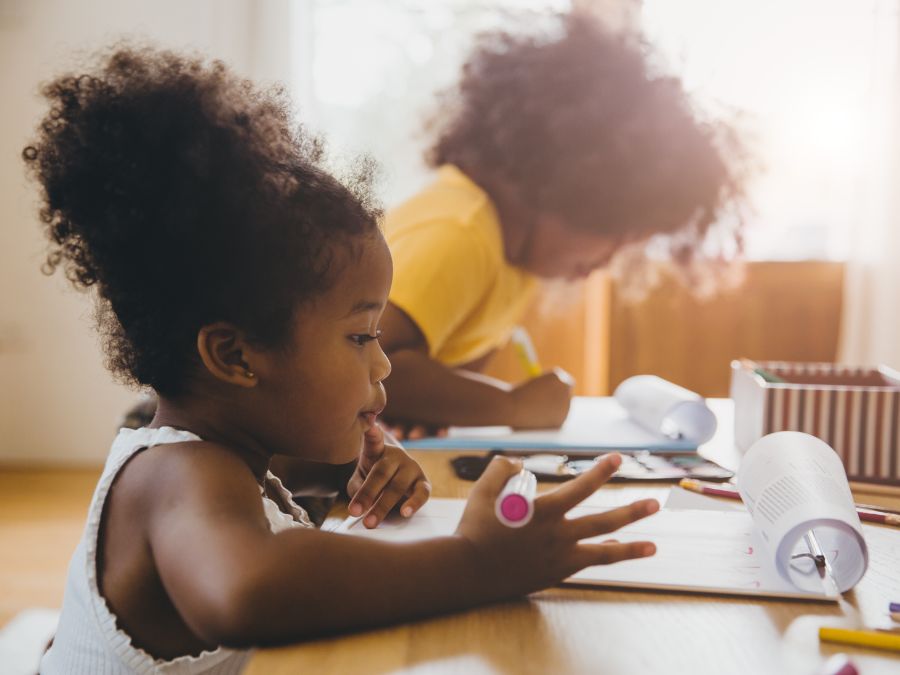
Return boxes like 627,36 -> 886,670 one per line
739,358 -> 785,383
679,479 -> 900,528
510,327 -> 542,378
678,478 -> 741,500
856,509 -> 900,528
819,626 -> 900,653
854,502 -> 900,516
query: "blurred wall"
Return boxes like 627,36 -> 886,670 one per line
608,262 -> 846,397
0,0 -> 291,464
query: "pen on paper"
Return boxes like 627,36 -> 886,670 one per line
344,513 -> 366,530
803,530 -> 841,598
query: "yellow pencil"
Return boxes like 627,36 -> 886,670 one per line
819,626 -> 900,653
511,327 -> 542,378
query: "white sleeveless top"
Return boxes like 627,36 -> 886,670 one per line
40,426 -> 314,674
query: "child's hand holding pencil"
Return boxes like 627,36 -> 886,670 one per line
509,326 -> 574,428
509,369 -> 574,428
511,327 -> 543,378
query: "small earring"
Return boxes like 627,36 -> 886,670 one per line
245,371 -> 255,379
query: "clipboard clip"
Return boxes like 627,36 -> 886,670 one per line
791,530 -> 841,598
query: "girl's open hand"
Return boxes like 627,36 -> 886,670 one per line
456,454 -> 659,597
347,424 -> 432,528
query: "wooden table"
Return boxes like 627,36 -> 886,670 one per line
247,428 -> 900,675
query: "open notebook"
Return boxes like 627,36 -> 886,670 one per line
336,432 -> 875,601
402,376 -> 717,452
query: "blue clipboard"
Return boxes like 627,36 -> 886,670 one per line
401,397 -> 699,453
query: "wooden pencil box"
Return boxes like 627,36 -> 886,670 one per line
730,360 -> 900,486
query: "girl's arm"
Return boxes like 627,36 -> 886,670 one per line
380,303 -> 572,429
147,446 -> 657,648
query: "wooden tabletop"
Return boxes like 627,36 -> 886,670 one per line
246,442 -> 900,675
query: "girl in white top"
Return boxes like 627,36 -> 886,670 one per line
24,44 -> 659,674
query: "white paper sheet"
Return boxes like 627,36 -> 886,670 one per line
663,486 -> 746,512
408,397 -> 697,452
403,378 -> 715,451
736,432 -> 868,594
567,508 -> 822,599
337,432 -> 874,601
448,398 -> 670,446
333,489 -> 669,541
614,375 -> 718,444
335,492 -> 839,600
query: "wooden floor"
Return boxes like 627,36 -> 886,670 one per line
0,467 -> 101,627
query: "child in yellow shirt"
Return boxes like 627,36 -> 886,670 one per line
380,12 -> 745,433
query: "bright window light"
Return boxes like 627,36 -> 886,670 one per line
642,0 -> 899,260
295,0 -> 898,261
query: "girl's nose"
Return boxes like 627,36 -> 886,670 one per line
373,342 -> 391,383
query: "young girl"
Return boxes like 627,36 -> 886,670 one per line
380,12 -> 746,436
25,46 -> 659,673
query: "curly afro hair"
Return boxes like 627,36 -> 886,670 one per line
23,45 -> 381,397
427,11 -> 746,258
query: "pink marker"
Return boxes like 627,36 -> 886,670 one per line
495,470 -> 537,528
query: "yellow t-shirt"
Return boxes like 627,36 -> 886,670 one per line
385,165 -> 537,367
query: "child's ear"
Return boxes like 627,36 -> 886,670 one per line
196,322 -> 259,388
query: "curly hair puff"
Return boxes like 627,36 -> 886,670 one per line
427,11 -> 747,265
23,45 -> 381,397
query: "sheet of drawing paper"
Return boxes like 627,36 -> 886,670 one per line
614,375 -> 718,444
422,397 -> 696,451
335,495 -> 834,600
737,432 -> 868,594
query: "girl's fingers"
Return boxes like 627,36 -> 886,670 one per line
361,425 -> 386,462
574,540 -> 656,568
537,454 -> 621,516
362,470 -> 417,527
400,479 -> 432,518
564,500 -> 659,541
470,456 -> 523,500
347,459 -> 398,517
346,471 -> 363,501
